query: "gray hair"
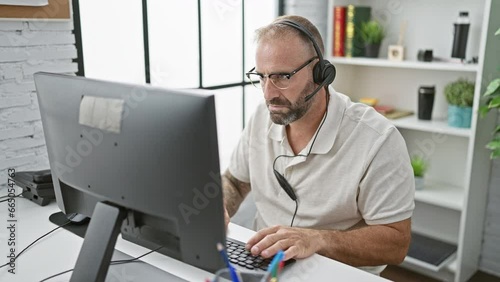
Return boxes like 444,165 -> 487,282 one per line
254,15 -> 324,57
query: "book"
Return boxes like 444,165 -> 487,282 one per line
408,233 -> 457,268
359,97 -> 378,106
374,105 -> 394,115
333,6 -> 346,57
385,110 -> 413,119
345,5 -> 371,57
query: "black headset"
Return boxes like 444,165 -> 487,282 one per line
271,20 -> 335,226
277,20 -> 336,102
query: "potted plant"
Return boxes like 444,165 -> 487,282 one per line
444,78 -> 475,128
360,20 -> 385,58
480,27 -> 500,159
411,155 -> 427,190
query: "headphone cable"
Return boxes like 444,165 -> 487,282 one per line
273,94 -> 329,227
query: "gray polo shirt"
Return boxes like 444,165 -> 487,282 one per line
228,87 -> 415,273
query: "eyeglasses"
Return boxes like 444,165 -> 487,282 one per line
246,56 -> 318,90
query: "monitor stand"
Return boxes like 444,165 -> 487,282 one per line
71,201 -> 126,282
48,210 -> 189,282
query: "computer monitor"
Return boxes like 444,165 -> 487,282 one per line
34,72 -> 226,281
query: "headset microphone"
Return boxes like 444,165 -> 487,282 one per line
304,77 -> 330,102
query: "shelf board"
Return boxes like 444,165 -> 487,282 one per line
415,181 -> 464,211
328,57 -> 478,72
403,255 -> 457,273
390,115 -> 472,138
446,259 -> 458,273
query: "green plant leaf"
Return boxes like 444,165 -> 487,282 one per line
486,139 -> 500,150
487,136 -> 500,159
491,148 -> 500,159
410,155 -> 427,177
360,20 -> 385,45
495,125 -> 500,134
484,79 -> 500,96
488,96 -> 500,108
445,78 -> 475,106
496,27 -> 500,36
479,105 -> 490,118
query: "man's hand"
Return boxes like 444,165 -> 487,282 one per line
245,225 -> 322,261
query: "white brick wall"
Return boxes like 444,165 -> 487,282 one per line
0,20 -> 76,189
480,114 -> 500,277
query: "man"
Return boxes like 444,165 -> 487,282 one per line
222,15 -> 414,275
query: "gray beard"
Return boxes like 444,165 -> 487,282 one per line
268,82 -> 316,125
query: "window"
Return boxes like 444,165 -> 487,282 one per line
78,0 -> 145,84
75,0 -> 279,168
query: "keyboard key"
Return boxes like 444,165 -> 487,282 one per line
226,238 -> 269,271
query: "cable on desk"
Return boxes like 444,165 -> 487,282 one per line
38,246 -> 163,282
0,193 -> 23,202
109,246 -> 163,265
0,220 -> 71,269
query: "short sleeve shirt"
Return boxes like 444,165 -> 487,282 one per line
228,87 -> 415,273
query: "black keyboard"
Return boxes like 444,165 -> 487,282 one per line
226,238 -> 272,271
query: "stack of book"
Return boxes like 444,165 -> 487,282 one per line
358,98 -> 413,119
332,5 -> 371,57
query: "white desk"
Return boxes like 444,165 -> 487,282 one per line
0,196 -> 389,282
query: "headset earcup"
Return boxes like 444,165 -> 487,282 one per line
322,61 -> 336,85
312,61 -> 324,85
313,60 -> 336,85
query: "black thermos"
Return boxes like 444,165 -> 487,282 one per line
418,86 -> 435,120
451,11 -> 470,60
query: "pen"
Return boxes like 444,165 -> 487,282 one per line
216,243 -> 240,282
278,260 -> 285,276
267,250 -> 285,278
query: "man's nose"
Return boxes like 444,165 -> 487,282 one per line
263,78 -> 280,101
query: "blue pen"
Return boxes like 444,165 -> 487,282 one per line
216,243 -> 240,282
267,250 -> 285,277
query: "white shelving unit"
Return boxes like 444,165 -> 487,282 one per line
330,57 -> 479,72
415,181 -> 464,211
389,116 -> 471,138
326,0 -> 499,281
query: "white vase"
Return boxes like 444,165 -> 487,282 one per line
415,176 -> 425,190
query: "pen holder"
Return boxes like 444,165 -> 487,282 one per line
212,268 -> 271,282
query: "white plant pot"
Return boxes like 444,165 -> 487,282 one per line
415,176 -> 425,190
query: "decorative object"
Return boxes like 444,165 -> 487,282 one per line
417,49 -> 433,62
479,27 -> 500,159
360,20 -> 385,58
388,45 -> 404,61
388,21 -> 407,61
445,78 -> 475,128
411,155 -> 427,190
418,86 -> 435,120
